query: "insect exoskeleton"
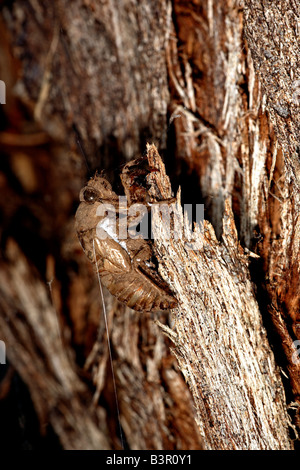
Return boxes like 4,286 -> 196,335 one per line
75,171 -> 177,312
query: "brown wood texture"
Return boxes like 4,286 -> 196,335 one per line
0,0 -> 299,450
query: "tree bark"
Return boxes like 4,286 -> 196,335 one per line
0,0 -> 298,450
243,0 -> 300,405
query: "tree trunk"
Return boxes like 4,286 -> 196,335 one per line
0,0 -> 298,450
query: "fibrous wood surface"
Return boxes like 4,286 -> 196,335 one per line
147,144 -> 292,449
244,0 -> 300,404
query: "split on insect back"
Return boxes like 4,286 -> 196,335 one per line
75,143 -> 179,313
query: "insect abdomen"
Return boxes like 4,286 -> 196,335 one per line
100,270 -> 177,312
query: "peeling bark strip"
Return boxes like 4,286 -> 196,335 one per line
243,0 -> 300,402
166,0 -> 300,426
244,0 -> 300,185
147,144 -> 292,450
